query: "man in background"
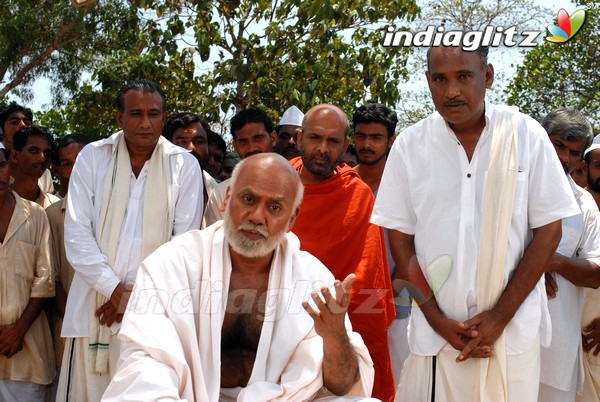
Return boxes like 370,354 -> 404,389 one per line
275,105 -> 303,160
203,106 -> 276,227
290,103 -> 396,401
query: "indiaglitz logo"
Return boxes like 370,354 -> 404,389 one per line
546,8 -> 586,43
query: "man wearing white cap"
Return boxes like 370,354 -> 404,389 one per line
578,134 -> 600,402
275,105 -> 304,160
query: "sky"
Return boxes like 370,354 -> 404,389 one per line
22,0 -> 577,113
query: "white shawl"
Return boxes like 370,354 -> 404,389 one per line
476,105 -> 519,402
90,131 -> 173,374
103,223 -> 374,401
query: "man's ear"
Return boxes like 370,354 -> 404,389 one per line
287,207 -> 300,231
270,131 -> 277,147
220,186 -> 231,212
115,110 -> 124,129
485,63 -> 494,89
343,136 -> 350,153
10,149 -> 19,165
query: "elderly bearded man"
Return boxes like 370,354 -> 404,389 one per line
103,153 -> 375,401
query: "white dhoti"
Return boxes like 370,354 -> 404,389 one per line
56,335 -> 121,402
396,336 -> 540,402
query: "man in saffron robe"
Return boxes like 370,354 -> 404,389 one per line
290,104 -> 395,402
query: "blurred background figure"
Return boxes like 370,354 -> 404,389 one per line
275,105 -> 303,160
218,152 -> 240,182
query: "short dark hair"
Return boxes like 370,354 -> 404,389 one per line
426,44 -> 489,70
50,133 -> 91,166
207,130 -> 227,155
162,112 -> 206,141
230,107 -> 274,139
13,126 -> 54,152
352,103 -> 398,138
0,102 -> 33,130
115,79 -> 166,112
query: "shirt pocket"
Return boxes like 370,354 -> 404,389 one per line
11,240 -> 37,281
513,171 -> 528,215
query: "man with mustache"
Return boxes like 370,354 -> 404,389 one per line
103,153 -> 375,401
536,108 -> 600,401
0,102 -> 55,194
372,45 -> 579,401
57,80 -> 202,401
290,104 -> 396,402
0,147 -> 55,402
275,105 -> 303,160
162,112 -> 218,214
10,126 -> 59,208
575,135 -> 600,402
203,106 -> 276,227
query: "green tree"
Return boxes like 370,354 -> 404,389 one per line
38,0 -> 420,139
394,0 -> 550,130
0,0 -> 141,103
506,5 -> 599,126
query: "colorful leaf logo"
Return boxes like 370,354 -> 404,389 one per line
546,8 -> 586,43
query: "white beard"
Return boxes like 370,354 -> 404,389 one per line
223,212 -> 286,259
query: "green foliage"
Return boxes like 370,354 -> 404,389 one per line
0,0 -> 141,103
394,0 -> 550,130
506,7 -> 599,127
35,0 -> 419,138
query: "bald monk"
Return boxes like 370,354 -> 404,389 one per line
290,104 -> 396,401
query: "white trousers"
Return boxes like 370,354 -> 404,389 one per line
396,336 -> 540,402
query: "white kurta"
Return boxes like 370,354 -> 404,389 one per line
102,223 -> 375,401
62,133 -> 203,337
371,102 -> 579,356
540,178 -> 600,392
203,178 -> 229,227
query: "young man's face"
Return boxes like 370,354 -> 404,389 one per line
354,122 -> 393,166
172,123 -> 209,168
56,142 -> 86,180
205,143 -> 224,178
232,122 -> 276,159
3,111 -> 32,151
13,135 -> 51,179
426,47 -> 493,134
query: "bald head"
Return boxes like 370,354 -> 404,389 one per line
224,153 -> 304,259
303,104 -> 350,135
299,104 -> 349,182
230,153 -> 304,210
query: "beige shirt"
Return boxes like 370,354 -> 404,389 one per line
0,191 -> 55,384
35,186 -> 60,209
46,197 -> 72,368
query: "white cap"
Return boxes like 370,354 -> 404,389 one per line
584,134 -> 600,157
279,106 -> 304,127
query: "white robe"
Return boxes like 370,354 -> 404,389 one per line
102,222 -> 375,401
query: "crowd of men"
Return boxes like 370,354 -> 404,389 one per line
1,43 -> 600,402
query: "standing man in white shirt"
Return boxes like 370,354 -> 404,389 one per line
538,108 -> 600,401
56,79 -> 203,402
372,45 -> 579,401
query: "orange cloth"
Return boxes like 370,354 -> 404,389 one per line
290,157 -> 395,402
